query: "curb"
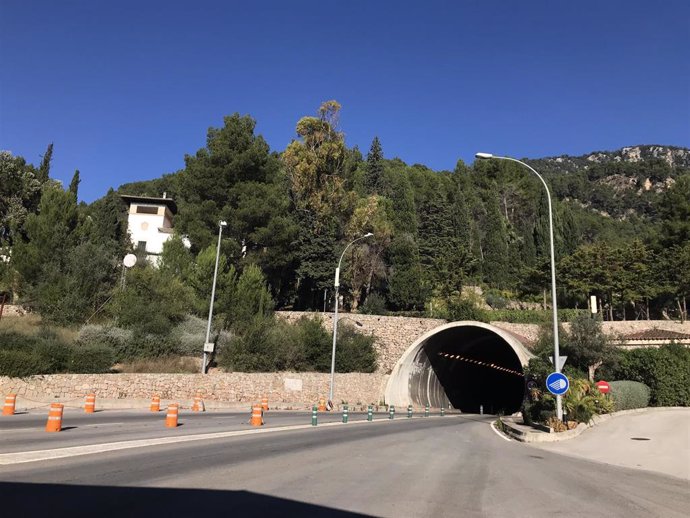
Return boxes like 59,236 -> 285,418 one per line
500,407 -> 687,443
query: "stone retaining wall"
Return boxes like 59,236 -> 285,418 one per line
0,372 -> 388,410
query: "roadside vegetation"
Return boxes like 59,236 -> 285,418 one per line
1,102 -> 688,377
522,316 -> 690,429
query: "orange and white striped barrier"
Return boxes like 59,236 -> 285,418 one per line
191,393 -> 205,412
150,395 -> 161,412
84,393 -> 96,414
165,403 -> 179,428
45,403 -> 64,432
250,404 -> 263,427
261,396 -> 269,411
2,394 -> 17,416
317,397 -> 327,412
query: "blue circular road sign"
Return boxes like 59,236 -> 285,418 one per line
546,372 -> 569,396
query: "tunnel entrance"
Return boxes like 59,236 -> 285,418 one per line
385,322 -> 533,415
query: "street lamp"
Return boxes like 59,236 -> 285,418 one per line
475,152 -> 563,421
328,232 -> 374,405
202,220 -> 227,374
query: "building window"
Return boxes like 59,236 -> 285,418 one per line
137,241 -> 147,252
136,205 -> 158,215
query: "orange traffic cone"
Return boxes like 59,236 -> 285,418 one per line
45,403 -> 64,432
150,395 -> 161,412
261,396 -> 269,411
3,394 -> 17,416
84,393 -> 96,413
165,403 -> 179,428
318,397 -> 327,412
192,392 -> 205,412
250,404 -> 263,426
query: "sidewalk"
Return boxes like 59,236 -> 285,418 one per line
512,408 -> 690,480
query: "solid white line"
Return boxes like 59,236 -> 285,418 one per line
0,415 -> 456,465
490,421 -> 512,442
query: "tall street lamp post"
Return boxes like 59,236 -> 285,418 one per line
329,232 -> 374,405
475,153 -> 563,421
202,220 -> 227,374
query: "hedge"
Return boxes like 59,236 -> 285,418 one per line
609,380 -> 651,411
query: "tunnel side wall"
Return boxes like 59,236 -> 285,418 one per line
384,321 -> 534,408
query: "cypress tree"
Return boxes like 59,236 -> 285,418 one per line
482,193 -> 510,288
37,143 -> 53,183
69,170 -> 80,199
364,137 -> 385,195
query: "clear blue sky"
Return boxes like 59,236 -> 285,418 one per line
1,0 -> 688,202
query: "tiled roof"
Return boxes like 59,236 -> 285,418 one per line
622,329 -> 690,341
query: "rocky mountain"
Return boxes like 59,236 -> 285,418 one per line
523,145 -> 690,220
528,145 -> 690,174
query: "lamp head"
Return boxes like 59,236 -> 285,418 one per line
219,221 -> 228,227
364,232 -> 374,238
475,152 -> 494,160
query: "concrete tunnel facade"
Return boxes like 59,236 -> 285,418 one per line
384,321 -> 534,414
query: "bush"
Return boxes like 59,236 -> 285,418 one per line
563,378 -> 614,423
609,380 -> 651,411
77,325 -> 133,362
334,323 -> 378,373
612,344 -> 690,406
117,357 -> 198,373
171,315 -> 233,357
488,309 -> 588,324
217,315 -> 377,373
0,328 -> 114,376
446,297 -> 488,322
360,293 -> 387,315
69,345 -> 115,374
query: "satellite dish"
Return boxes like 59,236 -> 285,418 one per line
123,254 -> 137,268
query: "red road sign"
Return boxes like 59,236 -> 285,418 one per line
595,381 -> 610,394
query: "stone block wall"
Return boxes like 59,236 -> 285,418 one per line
0,372 -> 388,410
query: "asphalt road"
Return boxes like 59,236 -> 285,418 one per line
1,412 -> 688,518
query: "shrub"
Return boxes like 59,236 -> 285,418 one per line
360,292 -> 387,315
609,380 -> 651,411
218,315 -> 280,372
69,345 -> 115,374
217,315 -> 378,373
446,297 -> 488,322
335,323 -> 377,373
563,378 -> 614,424
613,344 -> 690,407
0,349 -> 48,377
171,315 -> 232,357
488,309 -> 587,324
117,357 -> 198,373
77,325 -> 133,362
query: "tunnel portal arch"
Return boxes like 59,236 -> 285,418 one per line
385,321 -> 534,414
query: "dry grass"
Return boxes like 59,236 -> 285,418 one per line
0,314 -> 79,342
115,357 -> 200,373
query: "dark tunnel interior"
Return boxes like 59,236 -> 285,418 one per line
423,326 -> 525,414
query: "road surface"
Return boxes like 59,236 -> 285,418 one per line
1,410 -> 687,517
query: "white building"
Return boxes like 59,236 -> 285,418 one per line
120,194 -> 180,265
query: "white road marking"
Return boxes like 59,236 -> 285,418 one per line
0,415 -> 455,465
490,421 -> 512,442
